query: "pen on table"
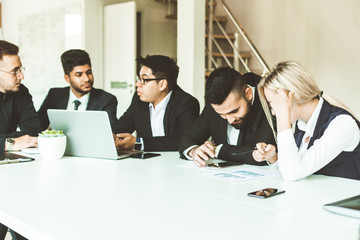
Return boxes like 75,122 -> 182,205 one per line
231,145 -> 271,156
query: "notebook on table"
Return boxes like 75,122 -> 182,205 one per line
47,109 -> 142,160
323,195 -> 360,219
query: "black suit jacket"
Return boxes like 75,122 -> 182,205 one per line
114,85 -> 200,151
38,87 -> 118,131
0,85 -> 42,152
178,89 -> 276,165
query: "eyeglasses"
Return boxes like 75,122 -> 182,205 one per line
0,66 -> 25,77
136,75 -> 163,85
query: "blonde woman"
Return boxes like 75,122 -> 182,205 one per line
255,61 -> 360,181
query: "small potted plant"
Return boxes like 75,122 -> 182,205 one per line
38,130 -> 66,160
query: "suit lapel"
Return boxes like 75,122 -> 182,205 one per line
163,88 -> 177,135
59,88 -> 70,109
86,89 -> 97,110
143,102 -> 152,136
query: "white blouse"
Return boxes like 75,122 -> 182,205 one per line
275,98 -> 360,181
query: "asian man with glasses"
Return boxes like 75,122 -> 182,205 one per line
113,55 -> 200,151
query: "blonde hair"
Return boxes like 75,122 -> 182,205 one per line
258,61 -> 356,140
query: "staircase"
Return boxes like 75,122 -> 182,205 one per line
155,0 -> 269,77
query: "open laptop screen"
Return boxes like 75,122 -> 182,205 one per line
48,110 -> 123,159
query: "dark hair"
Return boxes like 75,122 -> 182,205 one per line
136,55 -> 179,91
205,67 -> 248,104
61,49 -> 91,75
0,40 -> 19,60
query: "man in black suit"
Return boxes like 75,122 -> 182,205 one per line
38,49 -> 118,131
0,40 -> 41,153
114,55 -> 200,151
0,40 -> 39,240
178,67 -> 277,167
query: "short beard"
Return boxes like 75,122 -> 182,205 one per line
230,97 -> 251,130
71,83 -> 92,95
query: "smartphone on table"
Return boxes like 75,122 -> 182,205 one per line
247,188 -> 285,199
130,153 -> 161,159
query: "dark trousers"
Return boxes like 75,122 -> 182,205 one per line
0,223 -> 27,240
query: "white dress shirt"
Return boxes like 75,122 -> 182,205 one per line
149,91 -> 172,137
66,89 -> 90,111
135,91 -> 172,151
276,97 -> 360,181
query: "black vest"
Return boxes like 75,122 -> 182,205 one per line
293,100 -> 360,180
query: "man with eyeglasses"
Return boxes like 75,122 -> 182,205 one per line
38,49 -> 118,131
114,55 -> 200,151
0,40 -> 40,239
178,67 -> 276,167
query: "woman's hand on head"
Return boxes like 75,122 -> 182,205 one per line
270,89 -> 294,117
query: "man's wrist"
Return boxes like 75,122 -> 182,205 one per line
188,147 -> 198,158
267,153 -> 278,164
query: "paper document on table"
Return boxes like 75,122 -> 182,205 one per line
177,161 -> 281,182
201,166 -> 281,182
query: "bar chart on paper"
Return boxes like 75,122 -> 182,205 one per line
202,167 -> 280,183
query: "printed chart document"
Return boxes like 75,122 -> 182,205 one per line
177,161 -> 280,182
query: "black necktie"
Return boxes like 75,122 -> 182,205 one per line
74,100 -> 81,110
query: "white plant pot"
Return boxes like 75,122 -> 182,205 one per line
38,136 -> 67,160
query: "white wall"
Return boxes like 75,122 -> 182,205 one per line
223,0 -> 360,117
1,0 -> 176,110
136,0 -> 177,57
2,0 -> 84,109
177,0 -> 205,108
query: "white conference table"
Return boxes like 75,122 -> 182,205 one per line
0,152 -> 359,240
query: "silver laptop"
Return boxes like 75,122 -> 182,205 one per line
47,109 -> 141,160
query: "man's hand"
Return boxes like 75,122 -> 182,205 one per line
11,135 -> 38,151
252,142 -> 277,164
189,141 -> 216,167
114,133 -> 136,151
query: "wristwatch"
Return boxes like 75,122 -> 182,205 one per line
134,137 -> 142,150
5,138 -> 15,151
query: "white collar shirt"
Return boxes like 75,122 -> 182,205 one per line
66,89 -> 90,111
276,97 -> 360,180
149,91 -> 172,137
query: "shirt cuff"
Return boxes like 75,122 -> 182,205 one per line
135,137 -> 144,151
214,144 -> 223,158
266,160 -> 278,167
183,145 -> 199,160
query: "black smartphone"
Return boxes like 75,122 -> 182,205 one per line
247,188 -> 285,199
130,153 -> 161,159
207,161 -> 242,168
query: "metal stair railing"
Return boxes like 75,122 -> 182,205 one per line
206,26 -> 232,67
207,0 -> 269,75
210,10 -> 250,72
